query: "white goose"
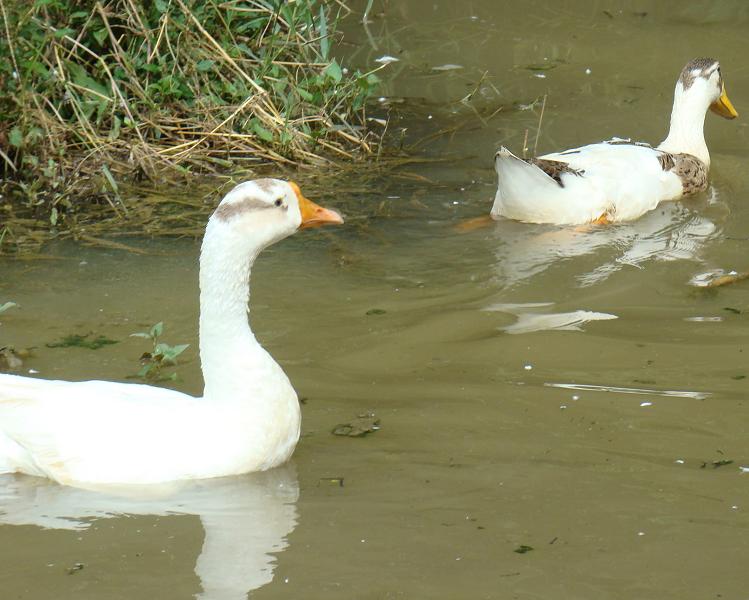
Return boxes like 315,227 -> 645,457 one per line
492,58 -> 738,225
0,179 -> 343,486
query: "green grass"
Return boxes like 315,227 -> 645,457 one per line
0,0 -> 382,225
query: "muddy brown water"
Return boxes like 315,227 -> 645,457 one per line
2,1 -> 749,598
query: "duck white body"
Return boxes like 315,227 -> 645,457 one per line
0,179 -> 343,486
492,58 -> 738,225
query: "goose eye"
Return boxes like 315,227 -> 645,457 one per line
274,198 -> 283,207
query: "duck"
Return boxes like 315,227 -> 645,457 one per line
0,179 -> 343,486
492,58 -> 738,225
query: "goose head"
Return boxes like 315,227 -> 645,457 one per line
674,58 -> 738,120
208,179 -> 343,253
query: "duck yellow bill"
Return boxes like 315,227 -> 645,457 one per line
289,181 -> 344,229
710,84 -> 738,119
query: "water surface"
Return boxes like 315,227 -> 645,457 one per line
2,1 -> 749,598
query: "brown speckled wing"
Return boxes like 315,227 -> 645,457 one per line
526,158 -> 585,188
657,151 -> 708,195
673,153 -> 708,195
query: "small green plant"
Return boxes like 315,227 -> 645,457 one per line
130,321 -> 189,381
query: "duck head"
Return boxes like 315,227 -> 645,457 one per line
659,58 -> 738,167
676,57 -> 737,120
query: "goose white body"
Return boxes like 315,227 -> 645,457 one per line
492,58 -> 738,225
0,356 -> 298,485
0,179 -> 342,486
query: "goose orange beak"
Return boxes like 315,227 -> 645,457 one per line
289,181 -> 344,229
710,83 -> 738,119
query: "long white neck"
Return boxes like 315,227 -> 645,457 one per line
198,220 -> 265,401
657,82 -> 711,167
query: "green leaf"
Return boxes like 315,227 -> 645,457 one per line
109,115 -> 121,141
9,127 -> 22,148
252,120 -> 274,142
50,207 -> 58,226
155,342 -> 188,364
67,62 -> 110,98
172,343 -> 189,354
155,0 -> 168,13
324,60 -> 342,83
366,72 -> 381,87
196,60 -> 215,72
165,343 -> 189,361
22,60 -> 49,78
150,322 -> 164,338
130,332 -> 152,339
93,28 -> 108,45
101,164 -> 119,195
54,28 -> 75,39
297,87 -> 313,102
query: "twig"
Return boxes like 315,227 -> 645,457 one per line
533,94 -> 547,157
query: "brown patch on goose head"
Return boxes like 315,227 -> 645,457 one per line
253,178 -> 278,193
212,196 -> 269,221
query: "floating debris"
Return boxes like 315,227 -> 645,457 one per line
366,308 -> 387,316
524,64 -> 557,72
690,269 -> 749,288
484,302 -> 617,334
701,459 -> 734,469
46,333 -> 118,350
0,302 -> 17,314
375,55 -> 400,64
513,545 -> 534,554
0,346 -> 27,371
431,64 -> 463,71
332,413 -> 380,437
319,477 -> 344,487
545,382 -> 710,400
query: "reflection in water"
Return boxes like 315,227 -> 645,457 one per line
489,199 -> 719,289
0,466 -> 298,599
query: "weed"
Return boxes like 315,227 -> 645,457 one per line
46,333 -> 118,350
130,321 -> 189,381
0,0 -> 383,229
